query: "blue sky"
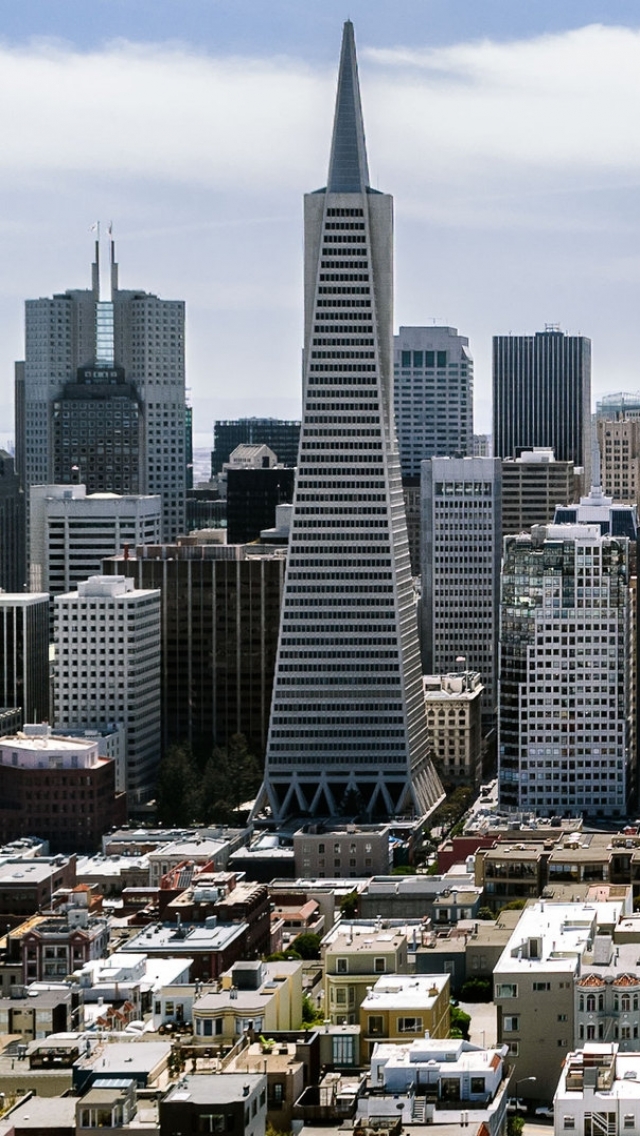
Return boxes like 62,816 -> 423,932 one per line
3,1 -> 640,451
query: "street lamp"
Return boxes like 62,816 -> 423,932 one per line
515,1077 -> 537,1118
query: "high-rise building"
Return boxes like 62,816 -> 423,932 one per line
501,448 -> 579,536
493,327 -> 592,484
104,542 -> 286,757
211,418 -> 301,475
0,450 -> 26,592
0,593 -> 50,723
421,457 -> 502,730
226,467 -> 295,544
597,417 -> 640,504
394,326 -> 473,478
29,484 -> 162,598
255,22 -> 443,823
17,236 -> 186,541
54,575 -> 161,801
498,524 -> 632,818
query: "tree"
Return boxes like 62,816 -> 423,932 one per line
301,993 -> 324,1026
290,932 -> 322,960
339,891 -> 359,919
508,1116 -> 525,1136
391,865 -> 417,875
450,1005 -> 471,1040
460,977 -> 492,1002
200,734 -> 261,823
155,743 -> 201,825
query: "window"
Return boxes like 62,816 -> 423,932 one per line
197,1116 -> 225,1133
503,1016 -> 519,1032
470,1078 -> 486,1094
624,1116 -> 635,1129
332,1035 -> 355,1065
336,958 -> 348,974
374,957 -> 386,974
368,1015 -> 384,1036
564,1119 -> 575,1130
506,1041 -> 519,1056
496,983 -> 517,998
533,982 -> 551,991
398,1017 -> 423,1033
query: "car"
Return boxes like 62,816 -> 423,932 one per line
535,1105 -> 554,1120
507,1098 -> 527,1113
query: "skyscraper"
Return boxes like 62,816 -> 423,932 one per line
211,418 -> 301,475
498,524 -> 632,818
0,593 -> 50,723
16,236 -> 186,541
421,457 -> 502,730
256,22 -> 443,823
394,326 -> 473,478
493,327 -> 591,485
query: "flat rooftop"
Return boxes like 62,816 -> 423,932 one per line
163,1072 -> 264,1104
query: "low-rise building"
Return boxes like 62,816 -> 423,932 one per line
191,959 -> 302,1045
324,929 -> 409,1027
160,1073 -> 267,1136
118,918 -> 248,982
0,984 -> 82,1039
294,824 -> 392,878
0,855 -> 76,920
554,1044 -> 640,1133
360,974 -> 450,1064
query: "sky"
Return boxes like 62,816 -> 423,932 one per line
3,1 -> 640,453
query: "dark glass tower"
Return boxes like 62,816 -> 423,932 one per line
255,22 -> 443,823
493,328 -> 591,485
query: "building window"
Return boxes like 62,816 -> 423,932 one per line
496,984 -> 517,998
503,1016 -> 519,1032
374,958 -> 386,973
368,1016 -> 384,1036
398,1017 -> 423,1033
336,958 -> 348,974
564,1119 -> 575,1130
332,1035 -> 355,1065
470,1078 -> 486,1094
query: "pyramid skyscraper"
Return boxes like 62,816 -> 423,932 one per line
256,22 -> 443,822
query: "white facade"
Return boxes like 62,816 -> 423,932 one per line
394,326 -> 473,479
554,1045 -> 640,1136
257,22 -> 443,823
54,574 -> 161,799
0,724 -> 100,769
29,483 -> 161,595
499,523 -> 631,817
421,456 -> 502,728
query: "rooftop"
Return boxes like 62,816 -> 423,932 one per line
163,1072 -> 265,1105
361,974 -> 449,1010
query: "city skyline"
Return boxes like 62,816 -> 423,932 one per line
2,6 -> 640,447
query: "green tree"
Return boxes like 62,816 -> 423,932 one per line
290,932 -> 322,960
508,1116 -> 525,1136
155,743 -> 201,825
301,993 -> 324,1026
391,865 -> 417,875
339,891 -> 359,919
460,977 -> 492,1002
200,734 -> 261,823
450,1006 -> 471,1040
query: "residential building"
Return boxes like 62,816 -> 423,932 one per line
554,1045 -> 640,1133
119,918 -> 249,982
360,974 -> 450,1062
394,325 -> 473,478
324,927 -> 410,1027
493,327 -> 591,484
29,483 -> 161,597
0,724 -> 126,854
104,542 -> 285,756
73,1040 -> 171,1093
17,234 -> 186,541
160,1074 -> 267,1136
421,456 -> 502,730
502,449 -> 579,535
0,855 -> 76,919
256,22 -> 443,822
0,593 -> 50,724
227,1037 -> 307,1130
498,525 -> 632,817
294,824 -> 392,878
191,959 -> 302,1044
54,575 -> 161,800
14,907 -> 110,984
0,449 -> 26,592
147,835 -> 244,886
212,418 -> 301,474
493,899 -> 626,1101
364,1037 -> 509,1136
424,670 -> 484,787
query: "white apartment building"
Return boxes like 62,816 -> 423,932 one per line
30,483 -> 161,596
54,575 -> 161,801
554,1045 -> 640,1136
499,524 -> 632,817
421,456 -> 502,730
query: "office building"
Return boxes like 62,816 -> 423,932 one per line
421,457 -> 502,729
226,466 -> 294,544
493,327 -> 591,483
0,723 -> 126,853
104,542 -> 285,756
211,418 -> 300,475
256,22 -> 443,822
597,392 -> 640,421
473,434 -> 492,457
597,415 -> 640,504
553,484 -> 638,542
0,593 -> 49,723
394,325 -> 473,478
29,483 -> 161,597
501,448 -> 579,535
17,235 -> 186,541
498,524 -> 632,817
0,450 -> 25,592
54,575 -> 161,802
423,670 -> 484,787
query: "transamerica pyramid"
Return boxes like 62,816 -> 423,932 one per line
254,22 -> 444,823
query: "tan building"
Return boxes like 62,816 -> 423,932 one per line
597,416 -> 640,503
324,929 -> 409,1027
424,671 -> 483,787
192,959 -> 303,1046
501,448 -> 579,535
359,973 -> 450,1063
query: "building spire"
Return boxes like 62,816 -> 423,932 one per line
327,21 -> 370,193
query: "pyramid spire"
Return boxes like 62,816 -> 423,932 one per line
327,21 -> 370,193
